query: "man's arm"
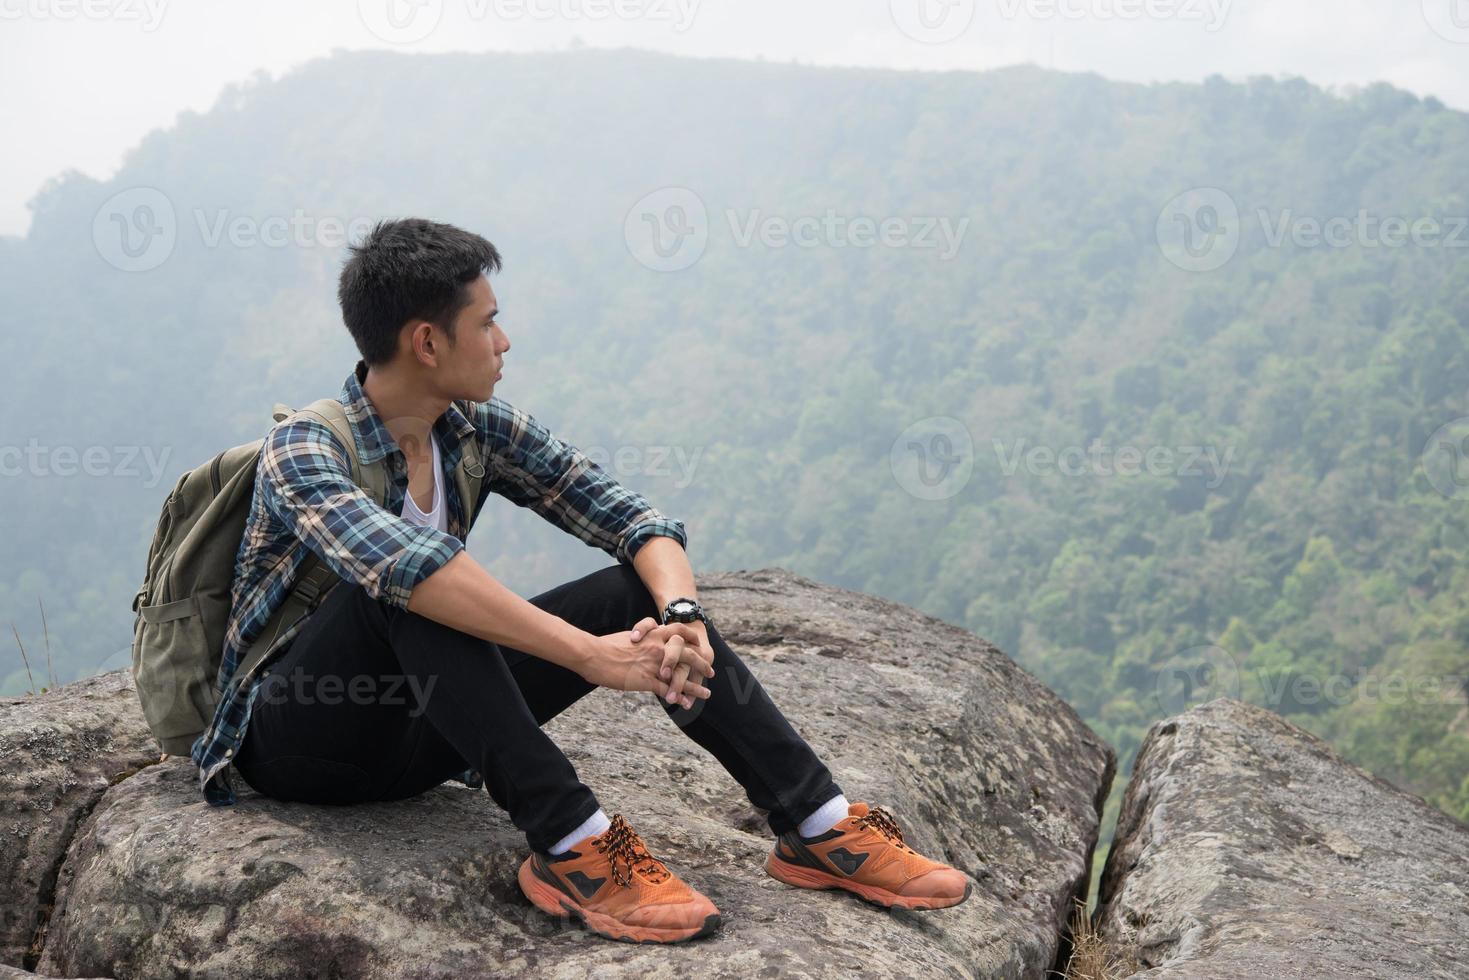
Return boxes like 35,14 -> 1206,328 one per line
262,415 -> 602,674
631,534 -> 698,615
406,550 -> 599,675
264,412 -> 710,696
470,396 -> 709,699
475,396 -> 688,565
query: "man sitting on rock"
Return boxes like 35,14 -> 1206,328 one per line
192,217 -> 972,944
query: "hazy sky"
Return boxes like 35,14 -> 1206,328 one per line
3,0 -> 1467,237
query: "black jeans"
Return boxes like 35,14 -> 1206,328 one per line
234,562 -> 844,854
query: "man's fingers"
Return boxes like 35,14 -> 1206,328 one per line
666,660 -> 691,704
678,642 -> 715,681
658,633 -> 684,682
629,616 -> 660,642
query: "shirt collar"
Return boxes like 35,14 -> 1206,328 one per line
341,359 -> 477,468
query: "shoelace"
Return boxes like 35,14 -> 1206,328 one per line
593,814 -> 672,887
855,805 -> 919,854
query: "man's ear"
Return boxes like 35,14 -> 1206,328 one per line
407,320 -> 437,366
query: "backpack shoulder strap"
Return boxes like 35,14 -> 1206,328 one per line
238,398 -> 391,682
451,398 -> 488,530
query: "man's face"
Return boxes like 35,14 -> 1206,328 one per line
436,275 -> 508,402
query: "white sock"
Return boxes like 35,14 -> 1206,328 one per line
796,793 -> 850,839
549,807 -> 611,854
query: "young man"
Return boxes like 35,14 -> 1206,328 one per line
191,218 -> 971,944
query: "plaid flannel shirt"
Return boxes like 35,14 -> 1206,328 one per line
190,359 -> 687,805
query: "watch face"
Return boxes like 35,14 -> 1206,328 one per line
669,599 -> 697,617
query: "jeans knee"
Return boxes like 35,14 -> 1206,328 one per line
599,563 -> 662,624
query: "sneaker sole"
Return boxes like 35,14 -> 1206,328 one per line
764,850 -> 972,911
517,857 -> 722,944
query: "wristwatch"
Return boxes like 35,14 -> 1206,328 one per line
661,596 -> 713,629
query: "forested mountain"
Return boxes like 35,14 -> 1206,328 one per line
3,52 -> 1466,867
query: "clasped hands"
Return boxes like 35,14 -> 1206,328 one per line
583,617 -> 716,710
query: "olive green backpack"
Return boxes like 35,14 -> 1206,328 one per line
130,397 -> 484,756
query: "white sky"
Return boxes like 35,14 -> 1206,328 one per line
2,0 -> 1467,237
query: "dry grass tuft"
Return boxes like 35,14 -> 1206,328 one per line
1060,898 -> 1138,980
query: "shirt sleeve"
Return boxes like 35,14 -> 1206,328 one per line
476,396 -> 687,565
260,416 -> 465,607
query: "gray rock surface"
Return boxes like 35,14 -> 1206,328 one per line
1095,697 -> 1469,979
0,965 -> 106,980
24,568 -> 1113,979
0,671 -> 160,969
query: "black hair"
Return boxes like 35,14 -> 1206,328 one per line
338,218 -> 502,366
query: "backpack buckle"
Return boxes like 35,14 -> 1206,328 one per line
291,566 -> 334,606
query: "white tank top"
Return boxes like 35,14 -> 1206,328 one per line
399,429 -> 448,533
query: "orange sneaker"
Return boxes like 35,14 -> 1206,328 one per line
764,801 -> 972,911
518,813 -> 722,944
